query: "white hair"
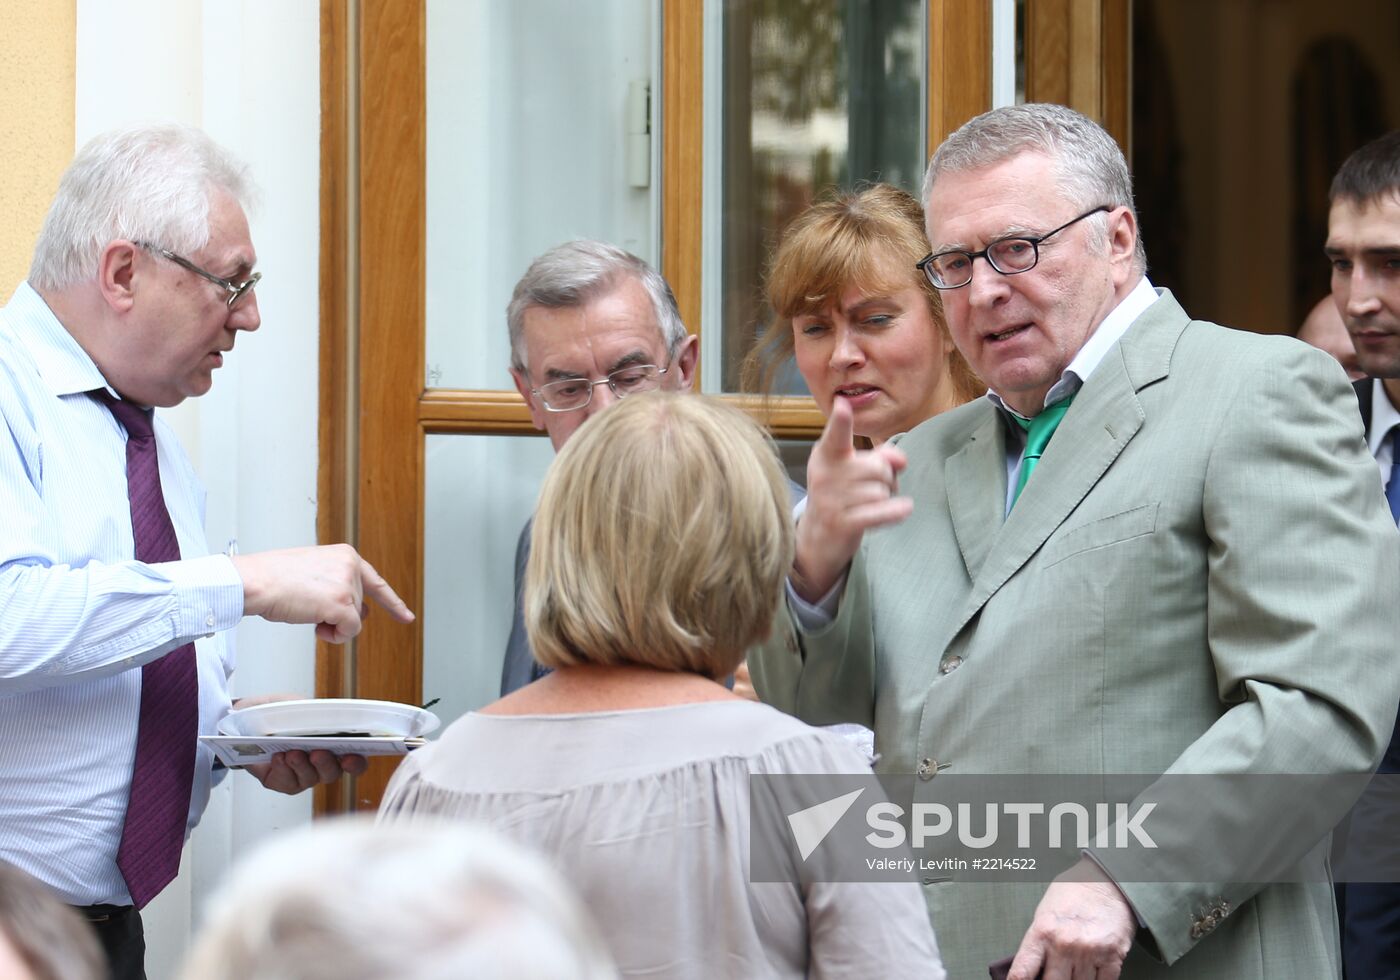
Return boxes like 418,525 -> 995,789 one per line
506,240 -> 685,373
180,818 -> 617,980
29,123 -> 255,292
0,860 -> 104,980
922,103 -> 1146,275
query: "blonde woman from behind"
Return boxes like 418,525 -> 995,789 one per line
379,392 -> 944,979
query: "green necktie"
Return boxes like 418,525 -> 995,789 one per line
1010,394 -> 1075,508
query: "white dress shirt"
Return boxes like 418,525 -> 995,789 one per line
1365,378 -> 1400,491
990,276 -> 1160,513
0,283 -> 244,906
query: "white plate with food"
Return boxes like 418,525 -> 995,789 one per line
217,698 -> 441,738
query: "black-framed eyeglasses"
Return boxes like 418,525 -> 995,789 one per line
137,241 -> 262,309
531,363 -> 670,412
917,205 -> 1113,290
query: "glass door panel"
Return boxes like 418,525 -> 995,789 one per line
710,0 -> 927,393
421,433 -> 557,728
425,0 -> 661,391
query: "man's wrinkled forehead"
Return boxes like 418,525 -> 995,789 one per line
522,277 -> 666,373
924,151 -> 1066,251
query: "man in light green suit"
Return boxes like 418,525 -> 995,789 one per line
751,103 -> 1400,979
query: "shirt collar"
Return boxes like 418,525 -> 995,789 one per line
985,276 -> 1159,419
1368,378 -> 1400,457
4,282 -> 114,398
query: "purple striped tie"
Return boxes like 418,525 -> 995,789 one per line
93,390 -> 198,909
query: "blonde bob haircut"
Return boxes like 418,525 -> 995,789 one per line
525,392 -> 793,679
742,183 -> 982,405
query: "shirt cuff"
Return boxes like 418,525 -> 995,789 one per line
153,554 -> 245,638
785,572 -> 847,631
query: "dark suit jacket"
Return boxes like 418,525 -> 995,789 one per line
500,480 -> 810,696
1356,377 -> 1375,435
498,517 -> 537,697
1344,376 -> 1400,980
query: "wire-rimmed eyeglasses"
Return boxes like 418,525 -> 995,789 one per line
137,242 -> 262,309
917,206 -> 1112,290
531,363 -> 670,412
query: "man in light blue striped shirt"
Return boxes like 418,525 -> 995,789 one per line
0,125 -> 414,980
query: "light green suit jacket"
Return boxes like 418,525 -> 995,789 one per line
752,291 -> 1400,979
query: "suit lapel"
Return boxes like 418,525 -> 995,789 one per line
945,405 -> 1007,581
1355,378 -> 1373,436
948,291 -> 1189,637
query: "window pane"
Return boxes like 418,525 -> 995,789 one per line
714,0 -> 926,393
776,438 -> 814,489
425,0 -> 660,391
422,433 -> 556,727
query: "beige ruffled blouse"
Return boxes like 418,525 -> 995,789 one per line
378,699 -> 944,979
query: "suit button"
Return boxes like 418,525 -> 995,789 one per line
917,758 -> 939,780
1190,912 -> 1219,940
939,656 -> 963,674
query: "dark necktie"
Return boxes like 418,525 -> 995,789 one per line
1010,394 -> 1076,509
1387,427 -> 1400,523
92,390 -> 198,909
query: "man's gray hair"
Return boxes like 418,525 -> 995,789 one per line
29,124 -> 255,292
179,817 -> 617,980
922,103 -> 1146,274
507,240 -> 685,374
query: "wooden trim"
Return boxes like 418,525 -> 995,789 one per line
1067,0 -> 1103,115
1025,0 -> 1071,107
662,0 -> 704,384
354,0 -> 426,810
1101,0 -> 1131,153
420,389 -> 539,435
420,389 -> 824,440
314,0 -> 352,817
928,0 -> 992,148
1025,0 -> 1132,152
725,395 -> 825,440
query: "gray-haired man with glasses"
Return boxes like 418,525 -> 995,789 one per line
501,241 -> 698,693
752,104 -> 1400,980
0,124 -> 414,980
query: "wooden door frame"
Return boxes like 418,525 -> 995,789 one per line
1025,0 -> 1131,149
318,0 -> 1002,813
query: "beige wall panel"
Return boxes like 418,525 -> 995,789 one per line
0,0 -> 75,291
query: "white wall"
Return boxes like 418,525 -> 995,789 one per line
75,2 -> 322,977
